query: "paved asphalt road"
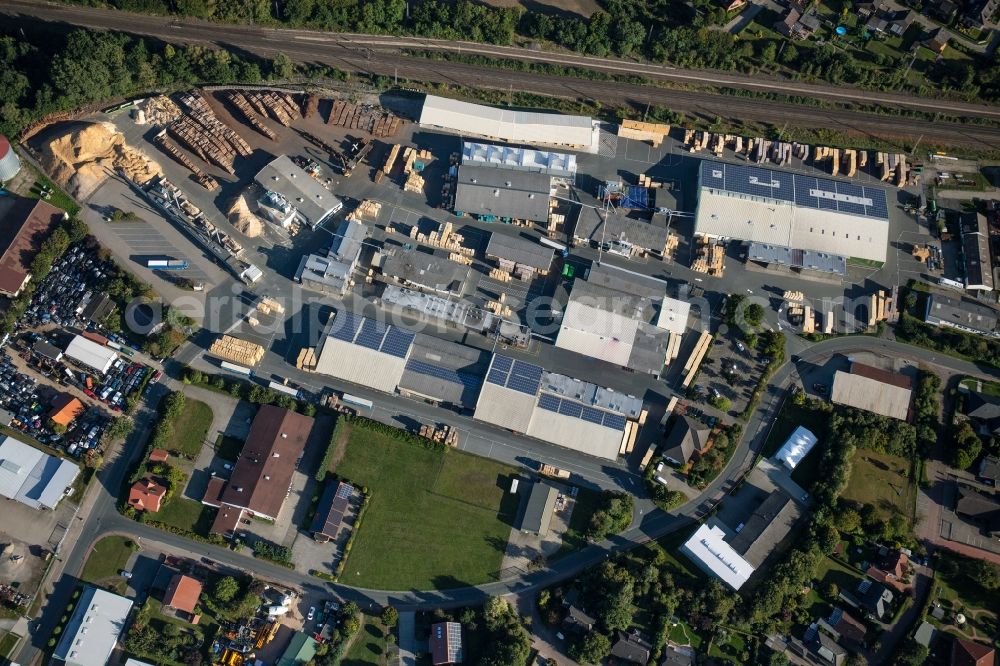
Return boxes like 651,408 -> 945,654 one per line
17,332 -> 1000,665
4,1 -> 1000,149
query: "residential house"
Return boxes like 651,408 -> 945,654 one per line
611,631 -> 652,664
923,27 -> 951,53
562,604 -> 596,634
955,485 -> 1000,537
429,622 -> 463,665
914,621 -> 937,649
966,392 -> 1000,437
662,415 -> 711,467
978,455 -> 999,486
149,448 -> 170,464
951,638 -> 996,666
857,580 -> 893,619
128,478 -> 166,513
819,607 -> 867,650
788,625 -> 847,666
775,8 -> 822,38
926,0 -> 959,21
660,645 -> 696,666
163,574 -> 202,622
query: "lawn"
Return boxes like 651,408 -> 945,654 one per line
342,616 -> 391,666
841,449 -> 915,519
156,496 -> 215,535
164,398 -> 213,458
0,631 -> 20,659
708,629 -> 748,664
336,422 -> 520,589
667,620 -> 703,649
558,486 -> 603,554
810,555 -> 863,610
81,536 -> 135,592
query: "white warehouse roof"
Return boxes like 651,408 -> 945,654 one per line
63,335 -> 118,375
695,161 -> 890,263
420,95 -> 596,151
680,523 -> 755,590
314,311 -> 415,393
0,435 -> 80,510
657,297 -> 691,335
774,426 -> 818,471
54,586 -> 133,666
462,141 -> 577,179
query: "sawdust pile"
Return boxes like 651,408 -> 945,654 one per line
227,193 -> 263,238
140,95 -> 182,126
41,122 -> 163,200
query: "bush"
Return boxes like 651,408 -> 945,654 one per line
252,539 -> 293,567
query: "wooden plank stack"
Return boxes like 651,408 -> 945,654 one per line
302,94 -> 319,119
326,100 -> 401,137
169,92 -> 252,174
226,92 -> 278,140
153,131 -> 219,190
208,335 -> 265,366
296,347 -> 318,371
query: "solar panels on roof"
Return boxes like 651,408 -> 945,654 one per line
535,393 -> 630,430
328,310 -> 414,358
700,161 -> 889,220
485,355 -> 541,395
405,359 -> 482,391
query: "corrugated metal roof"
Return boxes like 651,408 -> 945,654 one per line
315,337 -> 408,393
462,141 -> 576,178
455,165 -> 553,222
0,434 -> 80,510
473,380 -> 536,433
378,248 -> 470,295
254,155 -> 342,227
420,94 -> 595,149
831,369 -> 912,421
53,587 -> 133,666
64,335 -> 118,374
526,411 -> 626,460
747,242 -> 847,275
520,481 -> 558,533
397,334 -> 488,407
572,206 -> 670,252
925,293 -> 999,335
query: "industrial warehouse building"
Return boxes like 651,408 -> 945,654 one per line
53,587 -> 133,666
454,165 -> 554,223
420,94 -> 596,151
462,141 -> 577,181
924,293 -> 999,337
520,481 -> 559,536
295,218 -> 366,295
0,434 -> 80,510
63,335 -> 119,375
376,247 -> 471,297
832,361 -> 913,421
255,155 -> 343,228
473,355 -> 643,460
555,267 -> 670,376
681,524 -> 755,590
571,207 -> 671,257
694,161 -> 890,263
961,212 -> 994,292
0,195 -> 66,297
205,405 -> 314,535
397,334 -> 490,410
484,231 -> 554,278
314,310 -> 416,393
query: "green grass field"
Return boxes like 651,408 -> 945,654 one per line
342,616 -> 391,665
558,486 -> 603,554
81,536 -> 135,592
337,423 -> 519,589
164,399 -> 213,458
156,497 -> 215,535
842,449 -> 915,518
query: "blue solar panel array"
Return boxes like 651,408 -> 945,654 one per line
536,393 -> 630,431
485,355 -> 543,395
405,359 -> 483,391
700,161 -> 889,221
328,310 -> 414,359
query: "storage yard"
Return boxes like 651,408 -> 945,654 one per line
17,83 -> 948,474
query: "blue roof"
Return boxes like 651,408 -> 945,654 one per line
699,161 -> 889,221
329,310 -> 414,358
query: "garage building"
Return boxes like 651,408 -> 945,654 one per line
695,161 -> 890,263
63,335 -> 118,375
420,94 -> 596,151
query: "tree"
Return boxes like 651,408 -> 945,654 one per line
569,631 -> 611,664
893,639 -> 928,666
834,507 -> 861,533
745,302 -> 765,327
483,596 -> 508,628
212,576 -> 239,604
271,52 -> 295,79
971,559 -> 1000,590
381,606 -> 398,627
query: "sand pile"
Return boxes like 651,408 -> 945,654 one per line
41,121 -> 162,199
228,194 -> 263,238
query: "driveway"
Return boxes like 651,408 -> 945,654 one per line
398,611 -> 417,666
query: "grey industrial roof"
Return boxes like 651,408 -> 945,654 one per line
53,587 -> 133,666
455,165 -> 553,222
0,434 -> 80,510
924,293 -> 999,336
572,206 -> 670,253
254,155 -> 342,227
521,481 -> 558,534
380,285 -> 495,332
32,339 -> 63,361
484,231 -> 554,270
585,263 -> 665,301
538,371 -> 643,418
961,212 -> 994,290
296,253 -> 354,294
397,333 -> 489,408
832,363 -> 913,421
378,248 -> 470,295
728,491 -> 802,567
330,218 -> 366,261
747,242 -> 847,275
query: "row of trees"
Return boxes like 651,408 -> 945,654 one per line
897,311 -> 1000,369
585,491 -> 634,540
0,27 -> 286,139
183,366 -> 316,416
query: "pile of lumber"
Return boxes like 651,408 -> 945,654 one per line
226,92 -> 278,140
419,423 -> 459,447
153,131 -> 219,190
681,331 -> 713,389
169,92 -> 252,174
690,235 -> 725,276
410,221 -> 473,256
296,347 -> 318,371
347,199 -> 381,222
301,94 -> 319,119
256,296 -> 285,316
327,101 -> 401,137
237,90 -> 301,126
208,335 -> 265,366
618,120 -> 670,147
